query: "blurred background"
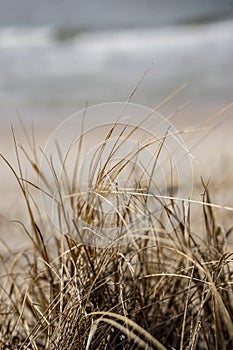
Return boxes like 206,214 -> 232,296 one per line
0,0 -> 233,125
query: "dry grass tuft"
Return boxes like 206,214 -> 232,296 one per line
0,114 -> 233,350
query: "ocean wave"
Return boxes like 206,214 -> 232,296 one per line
0,19 -> 232,102
0,26 -> 55,49
75,20 -> 233,56
0,19 -> 232,52
0,26 -> 87,49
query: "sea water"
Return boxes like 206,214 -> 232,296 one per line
0,0 -> 232,122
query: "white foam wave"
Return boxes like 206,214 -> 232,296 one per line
0,19 -> 232,114
64,20 -> 233,74
0,20 -> 232,52
76,20 -> 233,55
0,26 -> 54,49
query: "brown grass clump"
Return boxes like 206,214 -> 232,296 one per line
0,115 -> 233,350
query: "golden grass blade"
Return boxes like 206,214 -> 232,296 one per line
86,311 -> 167,350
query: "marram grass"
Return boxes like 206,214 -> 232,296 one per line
0,120 -> 233,350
